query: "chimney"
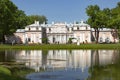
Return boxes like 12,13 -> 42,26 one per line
35,21 -> 39,25
81,21 -> 84,24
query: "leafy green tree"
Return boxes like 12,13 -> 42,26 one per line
86,3 -> 120,43
0,0 -> 28,43
0,0 -> 17,42
14,10 -> 28,29
27,15 -> 48,25
109,3 -> 120,28
68,38 -> 73,44
100,8 -> 111,28
42,38 -> 49,44
86,5 -> 100,43
108,2 -> 120,43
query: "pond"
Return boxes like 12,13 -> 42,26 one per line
0,49 -> 120,80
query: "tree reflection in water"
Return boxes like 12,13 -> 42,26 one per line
88,50 -> 120,80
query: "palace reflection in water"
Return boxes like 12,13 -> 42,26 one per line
0,50 -> 119,72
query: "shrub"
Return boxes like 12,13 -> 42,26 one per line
0,66 -> 11,76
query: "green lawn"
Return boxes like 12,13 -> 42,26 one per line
0,43 -> 120,50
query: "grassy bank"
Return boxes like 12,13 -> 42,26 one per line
0,66 -> 33,80
0,43 -> 120,50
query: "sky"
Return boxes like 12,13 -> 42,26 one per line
11,0 -> 120,23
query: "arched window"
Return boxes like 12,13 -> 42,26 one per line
77,27 -> 79,30
99,37 -> 103,43
86,26 -> 88,30
67,28 -> 69,31
36,27 -> 39,30
49,28 -> 51,31
29,27 -> 30,31
28,38 -> 31,42
105,37 -> 110,43
71,28 -> 73,31
53,37 -> 55,43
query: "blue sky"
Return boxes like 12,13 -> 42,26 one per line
12,0 -> 120,23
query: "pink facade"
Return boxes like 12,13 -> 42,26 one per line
12,21 -> 119,44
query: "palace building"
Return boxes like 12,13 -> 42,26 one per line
13,21 -> 118,44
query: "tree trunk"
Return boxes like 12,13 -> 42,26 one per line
2,34 -> 5,43
95,28 -> 99,44
95,50 -> 99,66
95,29 -> 97,41
112,28 -> 118,43
96,29 -> 99,43
113,35 -> 115,43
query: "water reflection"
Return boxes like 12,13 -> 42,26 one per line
0,50 -> 120,80
0,50 -> 119,71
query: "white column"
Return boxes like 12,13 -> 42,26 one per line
50,35 -> 53,43
103,34 -> 105,42
56,35 -> 58,42
55,35 -> 56,43
88,33 -> 91,43
58,35 -> 60,43
48,35 -> 50,43
39,33 -> 41,43
25,34 -> 28,44
64,35 -> 66,43
31,34 -> 33,43
33,34 -> 36,43
22,34 -> 25,43
57,35 -> 59,42
60,35 -> 61,43
83,33 -> 85,42
62,35 -> 64,43
65,34 -> 67,43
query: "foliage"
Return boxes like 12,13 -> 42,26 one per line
0,65 -> 34,80
86,5 -> 100,43
87,50 -> 120,80
88,64 -> 120,80
9,66 -> 34,78
0,66 -> 11,76
110,2 -> 120,41
42,38 -> 49,44
0,0 -> 27,42
0,0 -> 48,43
14,10 -> 28,29
68,38 -> 74,44
86,2 -> 120,43
27,15 -> 48,25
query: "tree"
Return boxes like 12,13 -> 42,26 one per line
68,38 -> 74,44
14,10 -> 28,29
0,0 -> 17,42
42,38 -> 49,44
108,2 -> 120,43
86,5 -> 100,43
101,8 -> 111,27
109,3 -> 120,28
86,4 -> 119,43
0,0 -> 27,43
27,15 -> 48,25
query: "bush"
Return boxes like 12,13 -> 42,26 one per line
68,38 -> 73,44
0,66 -> 11,75
0,66 -> 29,80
